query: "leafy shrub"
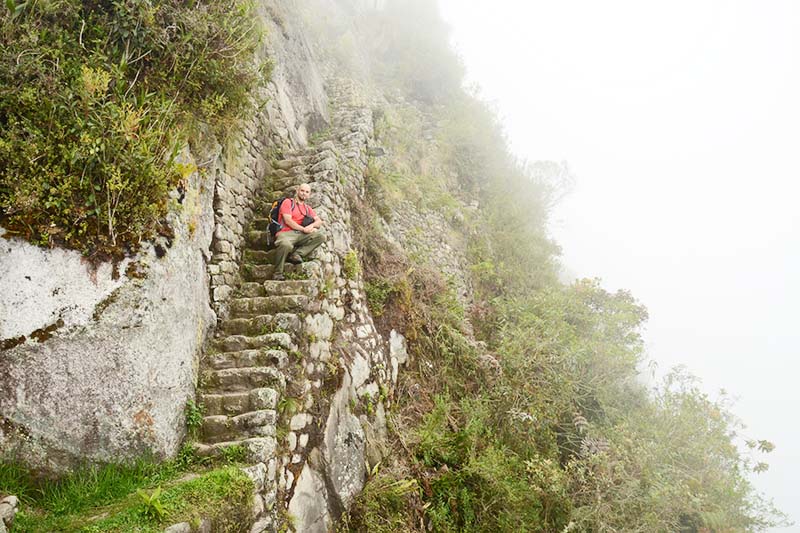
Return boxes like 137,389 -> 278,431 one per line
184,399 -> 204,439
0,0 -> 268,258
343,249 -> 360,279
136,486 -> 166,520
364,278 -> 394,315
343,472 -> 420,533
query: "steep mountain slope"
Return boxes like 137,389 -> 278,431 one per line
0,1 -> 786,532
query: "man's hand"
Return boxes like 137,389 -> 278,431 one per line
302,226 -> 317,234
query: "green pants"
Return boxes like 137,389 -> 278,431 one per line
273,229 -> 327,274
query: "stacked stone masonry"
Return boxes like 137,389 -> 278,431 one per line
197,78 -> 406,533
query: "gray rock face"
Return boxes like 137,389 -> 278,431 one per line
389,330 -> 408,365
0,153 -> 216,473
260,1 -> 329,148
0,231 -> 129,341
323,372 -> 366,509
287,463 -> 331,533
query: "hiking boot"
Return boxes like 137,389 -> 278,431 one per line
273,271 -> 285,281
287,253 -> 303,264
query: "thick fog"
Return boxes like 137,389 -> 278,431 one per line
439,0 -> 799,529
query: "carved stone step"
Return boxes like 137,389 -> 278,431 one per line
229,295 -> 309,316
245,230 -> 270,249
273,157 -> 303,171
243,247 -> 326,270
219,314 -> 302,337
201,409 -> 277,443
242,264 -> 274,282
204,348 -> 289,371
262,279 -> 318,297
194,436 -> 277,464
201,387 -> 279,416
202,366 -> 285,393
212,332 -> 295,353
243,249 -> 272,265
237,282 -> 266,298
251,217 -> 270,231
242,262 -> 321,282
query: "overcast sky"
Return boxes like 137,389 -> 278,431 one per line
438,0 -> 799,528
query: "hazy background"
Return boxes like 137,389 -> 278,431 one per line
438,0 -> 799,529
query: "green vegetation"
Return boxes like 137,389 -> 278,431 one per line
340,474 -> 419,533
0,0 -> 269,258
284,268 -> 310,281
136,486 -> 166,521
365,279 -> 395,316
2,454 -> 252,532
340,2 -> 787,532
184,399 -> 204,440
343,249 -> 361,280
218,444 -> 249,465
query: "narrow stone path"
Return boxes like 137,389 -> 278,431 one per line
195,254 -> 321,461
194,77 -> 391,532
195,138 -> 334,530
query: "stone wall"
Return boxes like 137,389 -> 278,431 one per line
277,79 -> 400,532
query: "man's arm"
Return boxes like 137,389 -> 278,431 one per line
283,216 -> 305,232
281,204 -> 321,233
295,215 -> 322,234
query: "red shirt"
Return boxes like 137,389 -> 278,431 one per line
278,199 -> 316,233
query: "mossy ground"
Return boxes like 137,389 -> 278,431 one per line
1,454 -> 253,533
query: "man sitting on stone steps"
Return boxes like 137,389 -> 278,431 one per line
272,183 -> 326,281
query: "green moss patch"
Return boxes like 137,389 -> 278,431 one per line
13,466 -> 253,533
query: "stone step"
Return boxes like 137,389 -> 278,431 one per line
243,262 -> 321,282
243,249 -> 272,265
262,279 -> 318,297
235,278 -> 319,298
245,230 -> 270,249
251,217 -> 270,231
202,366 -> 285,393
229,295 -> 309,316
272,180 -> 303,196
219,314 -> 302,337
201,387 -> 279,416
201,409 -> 277,444
204,348 -> 289,371
212,332 -> 295,353
237,282 -> 266,298
273,157 -> 303,171
194,436 -> 277,464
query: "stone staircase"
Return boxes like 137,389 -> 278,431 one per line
195,222 -> 322,464
194,78 -> 391,531
195,141 -> 337,530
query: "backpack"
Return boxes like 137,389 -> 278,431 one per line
267,197 -> 293,248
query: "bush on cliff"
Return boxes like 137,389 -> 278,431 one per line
0,0 -> 268,259
342,4 -> 786,528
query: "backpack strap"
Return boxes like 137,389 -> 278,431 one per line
278,198 -> 295,228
